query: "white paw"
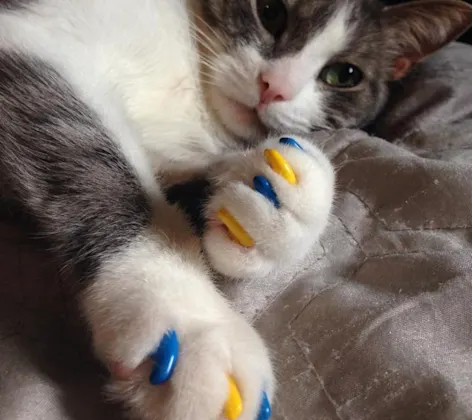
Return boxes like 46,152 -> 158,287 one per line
111,316 -> 273,420
203,135 -> 335,279
81,235 -> 274,420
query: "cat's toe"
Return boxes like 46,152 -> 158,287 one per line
110,317 -> 274,420
203,135 -> 335,279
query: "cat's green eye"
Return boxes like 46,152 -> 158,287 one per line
319,63 -> 364,89
257,0 -> 288,39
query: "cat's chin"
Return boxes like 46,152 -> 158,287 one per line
208,87 -> 267,141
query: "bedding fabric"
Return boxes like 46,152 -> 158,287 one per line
1,42 -> 472,420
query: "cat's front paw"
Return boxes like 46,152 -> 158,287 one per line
82,254 -> 274,420
109,314 -> 273,420
203,135 -> 335,278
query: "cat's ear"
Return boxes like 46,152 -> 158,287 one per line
381,0 -> 472,80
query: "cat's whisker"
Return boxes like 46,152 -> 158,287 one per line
174,9 -> 222,53
199,67 -> 223,82
192,42 -> 224,74
193,33 -> 220,58
199,74 -> 217,83
189,21 -> 221,57
192,13 -> 220,42
198,56 -> 222,74
191,12 -> 228,51
198,63 -> 218,77
189,16 -> 219,46
198,71 -> 216,80
192,26 -> 220,53
192,36 -> 218,59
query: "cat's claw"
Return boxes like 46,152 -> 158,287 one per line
148,329 -> 179,385
145,330 -> 271,420
204,135 -> 335,279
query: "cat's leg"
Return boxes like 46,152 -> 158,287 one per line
203,135 -> 335,279
0,54 -> 273,420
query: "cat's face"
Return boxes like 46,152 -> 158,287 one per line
198,0 -> 472,141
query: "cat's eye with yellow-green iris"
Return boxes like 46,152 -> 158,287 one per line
319,63 -> 364,88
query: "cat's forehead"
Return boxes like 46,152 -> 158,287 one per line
281,0 -> 380,51
273,0 -> 355,57
203,0 -> 382,59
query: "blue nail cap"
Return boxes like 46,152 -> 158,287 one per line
257,392 -> 272,420
253,176 -> 280,208
279,137 -> 304,151
149,329 -> 179,385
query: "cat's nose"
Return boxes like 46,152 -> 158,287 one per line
258,72 -> 291,105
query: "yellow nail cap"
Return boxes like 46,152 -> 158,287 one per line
225,376 -> 243,420
217,208 -> 254,248
264,149 -> 297,185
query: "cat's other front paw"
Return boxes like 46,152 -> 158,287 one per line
203,135 -> 335,279
108,312 -> 273,420
82,253 -> 274,420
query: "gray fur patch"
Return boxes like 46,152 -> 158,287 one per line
0,0 -> 34,10
0,52 -> 152,279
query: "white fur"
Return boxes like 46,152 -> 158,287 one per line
0,1 -> 337,419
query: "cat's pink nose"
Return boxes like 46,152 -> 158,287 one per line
258,72 -> 291,105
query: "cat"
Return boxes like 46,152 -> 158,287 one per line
0,0 -> 471,419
